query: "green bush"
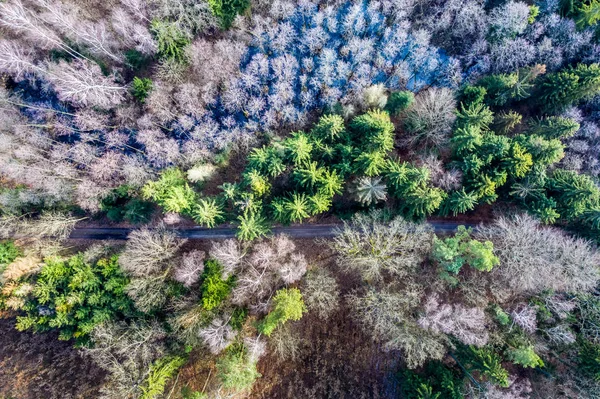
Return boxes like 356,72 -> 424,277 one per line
132,77 -> 153,103
259,288 -> 306,336
432,226 -> 499,274
141,355 -> 187,399
208,0 -> 250,29
200,260 -> 234,311
101,186 -> 154,224
460,346 -> 509,387
150,20 -> 190,62
216,346 -> 261,391
15,254 -> 133,343
385,91 -> 415,116
0,241 -> 20,271
507,345 -> 544,368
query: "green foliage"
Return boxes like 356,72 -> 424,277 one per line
200,260 -> 234,311
132,77 -> 153,103
142,168 -> 197,216
461,346 -> 510,387
539,63 -> 600,112
507,345 -> 544,368
441,189 -> 479,216
579,340 -> 600,381
283,193 -> 311,223
528,4 -> 540,23
528,116 -> 580,140
311,114 -> 347,142
125,49 -> 151,70
259,288 -> 306,336
192,198 -> 224,228
150,20 -> 190,62
548,169 -> 600,219
141,355 -> 186,399
15,254 -> 133,343
236,211 -> 270,241
216,346 -> 261,391
0,241 -> 20,272
385,160 -> 445,219
181,386 -> 207,399
385,91 -> 415,116
492,110 -> 522,135
456,102 -> 494,131
349,109 -> 395,153
208,0 -> 250,29
399,362 -> 464,399
101,186 -> 154,224
459,85 -> 487,106
493,306 -> 511,326
284,132 -> 313,166
432,226 -> 499,274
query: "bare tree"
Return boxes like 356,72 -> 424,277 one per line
268,323 -> 303,361
119,226 -> 186,277
418,294 -> 489,346
403,87 -> 456,150
45,59 -> 127,109
510,304 -> 537,334
174,250 -> 206,288
199,316 -> 237,354
330,210 -> 433,282
477,215 -> 600,298
0,212 -> 83,240
303,268 -> 340,319
209,239 -> 245,279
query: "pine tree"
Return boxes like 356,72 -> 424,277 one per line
236,211 -> 270,241
192,198 -> 224,228
353,176 -> 388,206
284,193 -> 310,223
259,288 -> 306,336
441,189 -> 479,216
539,63 -> 600,112
349,109 -> 395,153
293,161 -> 324,190
284,132 -> 313,166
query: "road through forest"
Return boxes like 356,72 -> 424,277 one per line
69,221 -> 479,240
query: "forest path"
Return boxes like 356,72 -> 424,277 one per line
69,221 -> 479,240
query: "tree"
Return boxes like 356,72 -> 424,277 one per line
293,161 -> 323,189
507,345 -> 544,368
528,116 -> 580,140
259,288 -> 306,336
311,114 -> 346,143
548,169 -> 600,219
216,346 -> 261,391
432,226 -> 498,274
46,59 -> 127,109
15,254 -> 133,342
403,88 -> 457,150
283,193 -> 310,223
330,210 -> 433,282
538,63 -> 600,112
353,176 -> 387,206
192,198 -> 224,228
476,215 -> 600,297
441,189 -> 478,216
199,317 -> 237,354
200,259 -> 234,310
349,109 -> 395,153
150,20 -> 190,62
302,268 -> 339,319
174,250 -> 205,288
207,0 -> 250,29
385,91 -> 414,116
236,211 -> 269,241
141,356 -> 186,399
132,77 -> 153,103
119,226 -> 185,277
0,212 -> 83,241
284,132 -> 313,166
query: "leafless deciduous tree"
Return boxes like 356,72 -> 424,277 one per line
403,87 -> 456,150
199,316 -> 237,354
209,239 -> 245,279
268,323 -> 303,361
348,288 -> 447,368
174,250 -> 206,288
0,212 -> 83,240
302,268 -> 340,319
330,210 -> 433,282
418,294 -> 489,347
119,226 -> 186,277
544,325 -> 576,346
477,215 -> 600,298
45,59 -> 126,109
83,320 -> 168,399
510,304 -> 538,334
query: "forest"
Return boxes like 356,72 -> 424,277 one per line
1,0 -> 600,397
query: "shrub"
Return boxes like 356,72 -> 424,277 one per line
132,77 -> 153,103
200,259 -> 234,311
15,254 -> 133,343
141,356 -> 187,399
208,0 -> 250,29
432,226 -> 499,274
0,240 -> 20,271
216,346 -> 261,391
150,20 -> 190,62
259,288 -> 306,336
579,340 -> 600,381
386,91 -> 415,116
507,345 -> 544,368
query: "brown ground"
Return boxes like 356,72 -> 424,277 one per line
0,318 -> 105,399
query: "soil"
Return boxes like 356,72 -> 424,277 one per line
0,318 -> 105,399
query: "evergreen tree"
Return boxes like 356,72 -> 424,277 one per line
259,288 -> 306,336
192,198 -> 224,228
539,63 -> 600,112
349,109 -> 395,153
